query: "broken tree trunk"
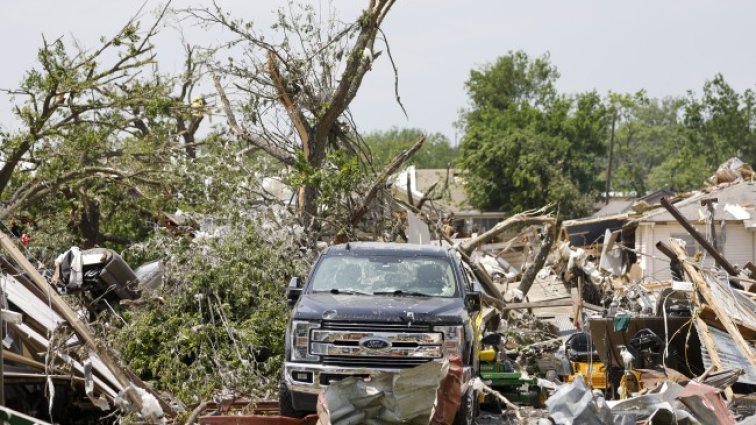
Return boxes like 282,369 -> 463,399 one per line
517,223 -> 558,298
667,238 -> 756,370
0,231 -> 174,419
460,206 -> 553,256
350,136 -> 425,226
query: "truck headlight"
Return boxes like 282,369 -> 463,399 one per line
434,325 -> 464,356
290,320 -> 319,362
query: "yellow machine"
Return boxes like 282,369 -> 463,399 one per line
566,361 -> 609,389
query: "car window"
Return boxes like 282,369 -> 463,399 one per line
309,255 -> 457,296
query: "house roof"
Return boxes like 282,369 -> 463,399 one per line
592,199 -> 634,218
637,181 -> 756,227
591,189 -> 676,219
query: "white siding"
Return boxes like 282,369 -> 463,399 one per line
725,223 -> 755,269
640,222 -> 755,281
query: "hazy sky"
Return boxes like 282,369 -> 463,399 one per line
3,1 -> 756,143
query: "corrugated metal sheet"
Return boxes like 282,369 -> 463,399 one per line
695,324 -> 756,385
703,271 -> 756,330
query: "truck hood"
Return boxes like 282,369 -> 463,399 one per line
293,293 -> 467,325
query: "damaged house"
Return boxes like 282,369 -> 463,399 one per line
633,181 -> 756,282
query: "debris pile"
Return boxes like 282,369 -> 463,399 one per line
0,158 -> 753,424
0,233 -> 174,423
387,159 -> 756,424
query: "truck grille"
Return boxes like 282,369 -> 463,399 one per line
310,323 -> 443,367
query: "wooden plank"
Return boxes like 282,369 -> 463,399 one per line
699,306 -> 756,340
694,317 -> 734,401
0,231 -> 165,415
3,350 -> 45,370
668,239 -> 756,370
500,297 -> 573,311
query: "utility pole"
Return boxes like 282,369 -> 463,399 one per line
605,110 -> 617,205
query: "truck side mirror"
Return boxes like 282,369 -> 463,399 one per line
287,277 -> 302,306
465,291 -> 481,312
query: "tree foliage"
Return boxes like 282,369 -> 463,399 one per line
606,74 -> 756,193
363,128 -> 458,169
115,220 -> 307,403
458,51 -> 608,218
1,6 -> 206,251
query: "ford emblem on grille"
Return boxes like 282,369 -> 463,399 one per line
359,336 -> 392,350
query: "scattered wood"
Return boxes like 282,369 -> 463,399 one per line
667,238 -> 756,370
0,230 -> 175,418
459,206 -> 554,256
499,296 -> 573,312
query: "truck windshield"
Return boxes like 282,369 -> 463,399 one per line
309,255 -> 457,297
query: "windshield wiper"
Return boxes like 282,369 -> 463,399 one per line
329,288 -> 369,295
373,290 -> 431,297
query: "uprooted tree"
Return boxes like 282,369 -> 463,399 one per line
192,1 -> 408,233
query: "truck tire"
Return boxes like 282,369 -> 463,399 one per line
453,386 -> 478,425
279,381 -> 307,418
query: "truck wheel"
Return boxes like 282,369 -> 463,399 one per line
453,386 -> 478,425
279,381 -> 307,418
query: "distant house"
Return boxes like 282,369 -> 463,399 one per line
633,181 -> 756,281
393,166 -> 507,235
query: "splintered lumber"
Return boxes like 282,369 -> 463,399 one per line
694,316 -> 734,401
667,238 -> 756,370
0,231 -> 173,418
459,206 -> 554,256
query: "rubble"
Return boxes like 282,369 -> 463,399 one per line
402,158 -> 756,424
0,230 -> 174,422
0,158 -> 753,425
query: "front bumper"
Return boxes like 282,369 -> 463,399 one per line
284,362 -> 406,395
284,361 -> 474,395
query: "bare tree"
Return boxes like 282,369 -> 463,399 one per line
192,0 -> 398,228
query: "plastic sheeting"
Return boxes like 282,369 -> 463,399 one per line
316,360 -> 446,425
545,375 -> 613,425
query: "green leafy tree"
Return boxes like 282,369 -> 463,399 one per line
1,8 -> 206,251
364,128 -> 458,169
458,51 -> 607,218
683,74 -> 756,169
